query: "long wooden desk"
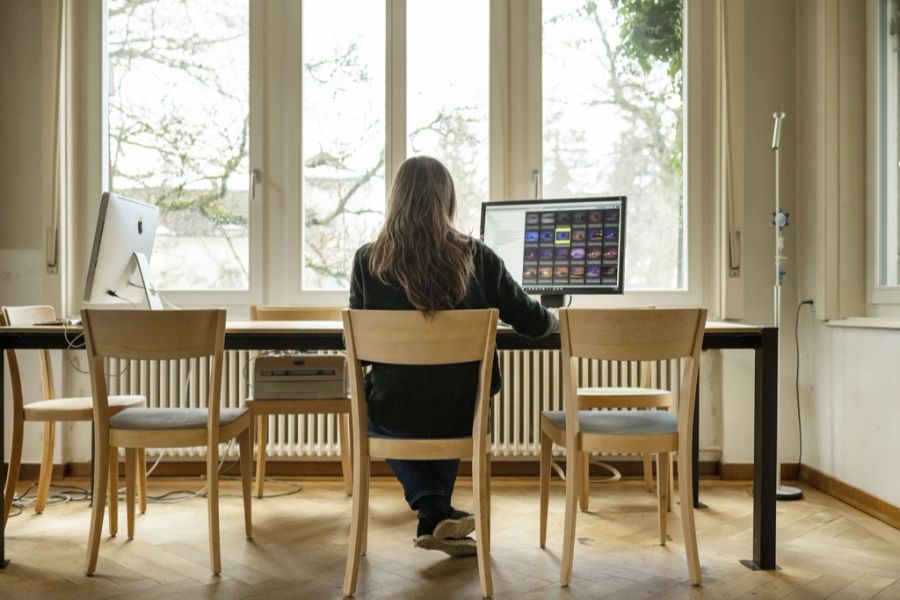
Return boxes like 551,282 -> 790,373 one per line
0,320 -> 778,571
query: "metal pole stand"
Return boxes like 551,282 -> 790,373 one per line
772,111 -> 803,502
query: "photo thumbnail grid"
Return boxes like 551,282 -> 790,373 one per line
522,208 -> 621,287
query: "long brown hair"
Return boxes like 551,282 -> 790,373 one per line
368,156 -> 475,313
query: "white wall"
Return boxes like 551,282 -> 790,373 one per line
793,0 -> 900,508
803,322 -> 900,506
718,0 -> 800,466
0,0 -> 66,466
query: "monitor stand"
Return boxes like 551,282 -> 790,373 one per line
540,294 -> 565,309
133,252 -> 164,310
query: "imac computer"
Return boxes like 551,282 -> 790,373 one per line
83,192 -> 162,310
480,196 -> 626,307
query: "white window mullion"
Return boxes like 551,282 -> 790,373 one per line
505,0 -> 543,203
264,0 -> 301,307
386,0 -> 407,199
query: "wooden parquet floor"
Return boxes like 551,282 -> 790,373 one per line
2,477 -> 899,599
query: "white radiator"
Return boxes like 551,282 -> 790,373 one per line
106,351 -> 681,459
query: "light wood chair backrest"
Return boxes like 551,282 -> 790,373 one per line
559,308 -> 707,437
2,305 -> 58,403
80,309 -> 227,439
250,306 -> 343,322
342,309 -> 499,440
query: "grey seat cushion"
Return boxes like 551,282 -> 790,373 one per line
543,410 -> 678,436
110,407 -> 248,430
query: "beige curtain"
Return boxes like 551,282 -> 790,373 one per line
716,0 -> 744,319
47,0 -> 65,275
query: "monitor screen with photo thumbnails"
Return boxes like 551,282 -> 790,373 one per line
480,196 -> 626,307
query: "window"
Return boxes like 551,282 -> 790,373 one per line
103,0 -> 692,301
301,1 -> 385,290
407,0 -> 489,237
879,0 -> 900,289
107,0 -> 250,291
543,0 -> 685,291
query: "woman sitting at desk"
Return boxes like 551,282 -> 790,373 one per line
349,155 -> 557,556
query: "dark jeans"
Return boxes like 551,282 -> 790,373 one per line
368,419 -> 469,509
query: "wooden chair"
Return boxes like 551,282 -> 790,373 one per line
1,305 -> 147,527
80,309 -> 253,576
246,306 -> 352,497
539,308 -> 706,586
342,309 -> 498,598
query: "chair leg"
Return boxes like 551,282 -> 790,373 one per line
255,415 -> 267,499
3,414 -> 24,526
339,414 -> 353,496
138,448 -> 148,514
472,449 -> 493,598
668,453 -> 674,512
657,452 -> 670,546
643,453 -> 655,493
207,442 -> 221,576
579,451 -> 590,512
560,447 -> 580,586
539,430 -> 552,548
108,446 -> 118,537
360,463 -> 369,556
343,457 -> 369,597
124,448 -> 136,540
84,440 -> 109,575
35,421 -> 56,514
483,456 -> 492,554
238,428 -> 253,539
678,452 -> 702,585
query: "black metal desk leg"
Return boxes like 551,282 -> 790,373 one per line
692,369 -> 706,508
742,327 -> 778,571
0,348 -> 9,567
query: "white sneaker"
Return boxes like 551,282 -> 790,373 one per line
432,513 -> 476,540
414,534 -> 478,557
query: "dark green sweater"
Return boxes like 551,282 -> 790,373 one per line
349,239 -> 558,436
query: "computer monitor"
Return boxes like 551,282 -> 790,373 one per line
83,192 -> 162,309
480,196 -> 626,307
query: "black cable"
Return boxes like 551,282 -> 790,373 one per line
795,300 -> 814,474
106,289 -> 139,309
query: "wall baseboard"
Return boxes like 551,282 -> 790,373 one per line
11,458 -> 721,480
799,464 -> 900,530
10,460 -> 896,529
720,463 -> 800,481
3,464 -> 67,480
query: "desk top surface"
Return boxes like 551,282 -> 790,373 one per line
0,319 -> 764,336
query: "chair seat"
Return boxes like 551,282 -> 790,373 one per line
110,407 -> 248,430
542,409 -> 678,436
23,395 -> 145,421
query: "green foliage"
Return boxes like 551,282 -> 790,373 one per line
607,0 -> 683,88
891,0 -> 899,36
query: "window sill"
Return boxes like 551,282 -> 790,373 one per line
826,317 -> 900,331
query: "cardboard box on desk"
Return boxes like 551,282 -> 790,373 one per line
252,354 -> 348,399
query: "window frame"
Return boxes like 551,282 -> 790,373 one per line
101,0 -> 264,311
869,0 -> 900,309
100,0 -> 703,311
